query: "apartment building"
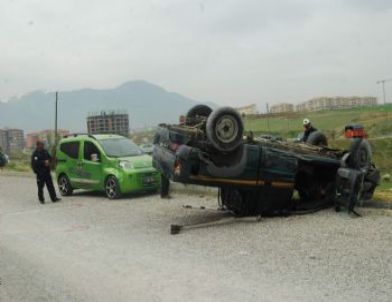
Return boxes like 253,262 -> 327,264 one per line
296,97 -> 377,112
26,129 -> 70,149
87,111 -> 129,137
270,103 -> 294,114
235,104 -> 258,116
0,128 -> 25,153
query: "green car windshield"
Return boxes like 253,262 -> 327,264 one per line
99,138 -> 144,158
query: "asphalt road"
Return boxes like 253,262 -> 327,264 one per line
1,175 -> 391,302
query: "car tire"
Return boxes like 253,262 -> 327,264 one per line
364,164 -> 380,185
58,174 -> 73,196
306,131 -> 328,147
186,105 -> 213,126
105,176 -> 122,199
347,139 -> 372,170
206,107 -> 244,152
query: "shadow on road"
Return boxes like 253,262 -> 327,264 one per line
69,189 -> 159,200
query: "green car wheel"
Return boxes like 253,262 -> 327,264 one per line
105,176 -> 122,199
58,174 -> 73,196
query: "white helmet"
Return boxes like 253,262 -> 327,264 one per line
303,118 -> 310,125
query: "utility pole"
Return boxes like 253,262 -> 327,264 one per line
377,78 -> 392,104
55,91 -> 58,145
266,103 -> 270,132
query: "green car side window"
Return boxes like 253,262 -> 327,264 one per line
84,141 -> 101,162
60,142 -> 80,159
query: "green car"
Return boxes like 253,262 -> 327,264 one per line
55,134 -> 160,199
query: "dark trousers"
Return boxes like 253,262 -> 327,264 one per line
160,174 -> 170,198
36,172 -> 57,201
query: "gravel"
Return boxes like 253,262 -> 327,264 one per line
1,175 -> 391,302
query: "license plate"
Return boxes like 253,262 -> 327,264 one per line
143,176 -> 156,184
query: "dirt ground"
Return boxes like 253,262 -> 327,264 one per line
1,175 -> 391,302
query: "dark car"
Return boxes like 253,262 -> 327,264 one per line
153,105 -> 380,216
0,151 -> 8,168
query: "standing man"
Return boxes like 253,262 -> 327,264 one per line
302,118 -> 317,142
31,141 -> 61,204
160,174 -> 170,198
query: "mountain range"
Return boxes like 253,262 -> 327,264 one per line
0,81 -> 216,132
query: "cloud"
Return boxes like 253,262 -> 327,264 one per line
342,0 -> 392,11
0,0 -> 391,106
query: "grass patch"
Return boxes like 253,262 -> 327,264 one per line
245,104 -> 392,139
245,105 -> 392,175
328,138 -> 392,175
2,152 -> 31,173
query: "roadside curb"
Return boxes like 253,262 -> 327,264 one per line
0,171 -> 33,178
361,200 -> 392,210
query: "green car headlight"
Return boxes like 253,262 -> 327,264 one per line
119,161 -> 134,170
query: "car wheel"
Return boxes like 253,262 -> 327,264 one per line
186,104 -> 213,126
105,176 -> 122,199
362,165 -> 380,200
206,107 -> 244,152
306,131 -> 328,147
347,139 -> 372,170
58,174 -> 73,196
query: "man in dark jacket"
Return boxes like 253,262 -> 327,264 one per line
302,118 -> 317,142
31,141 -> 60,204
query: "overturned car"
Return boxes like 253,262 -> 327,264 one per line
153,105 -> 380,216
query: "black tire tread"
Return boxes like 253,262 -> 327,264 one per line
347,139 -> 372,170
58,174 -> 73,196
186,105 -> 212,125
306,131 -> 328,146
105,175 -> 122,199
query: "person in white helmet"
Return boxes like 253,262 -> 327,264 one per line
302,118 -> 317,142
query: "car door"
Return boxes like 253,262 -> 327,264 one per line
59,141 -> 81,186
78,140 -> 103,189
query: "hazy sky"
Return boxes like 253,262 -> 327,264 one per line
1,0 -> 392,107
